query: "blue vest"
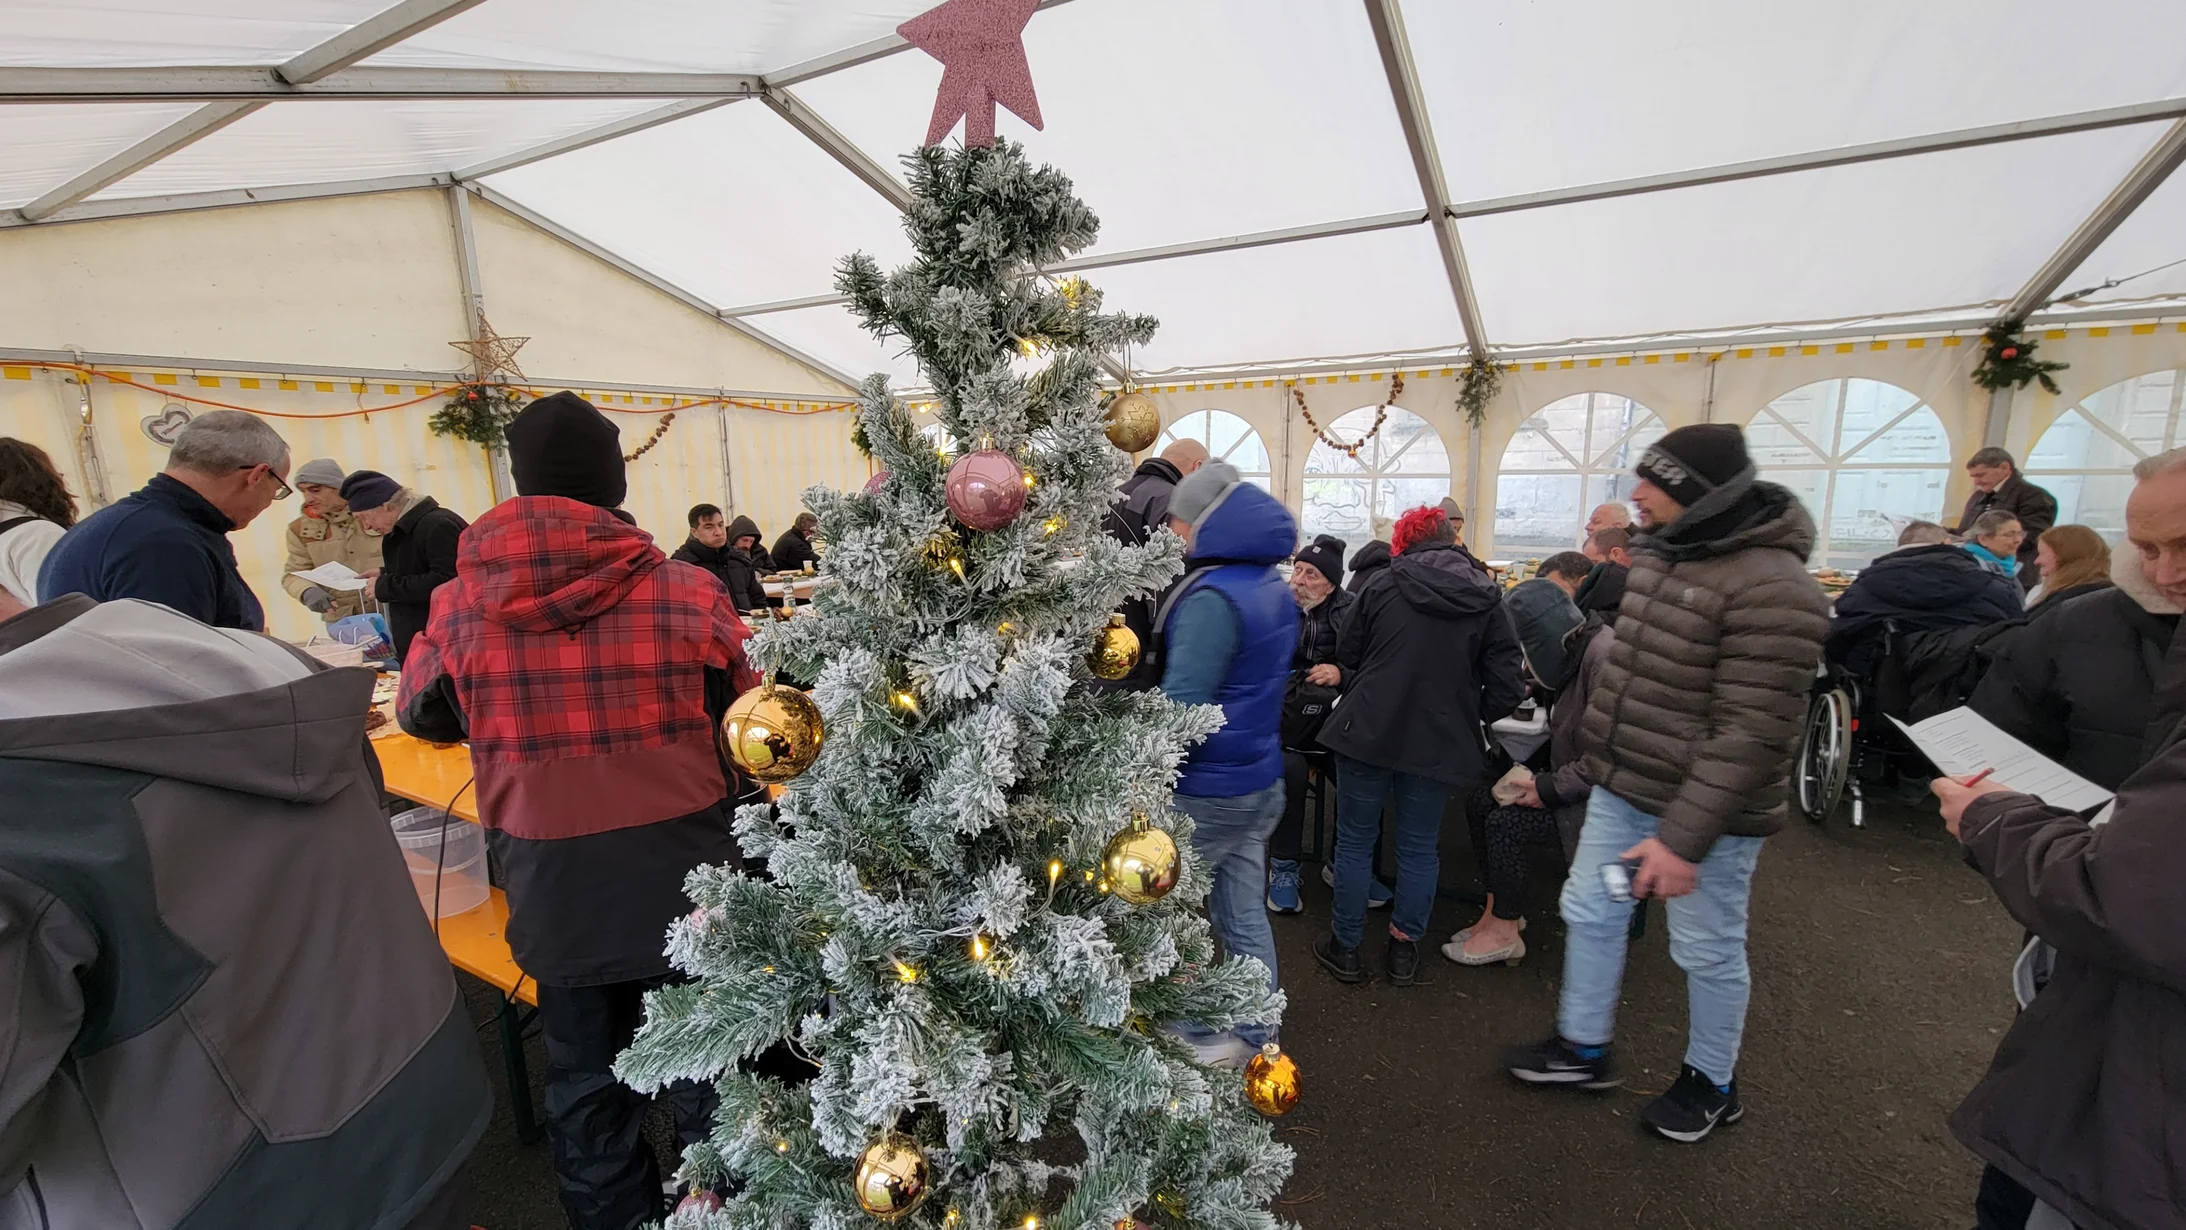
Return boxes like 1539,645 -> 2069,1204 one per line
1156,482 -> 1299,798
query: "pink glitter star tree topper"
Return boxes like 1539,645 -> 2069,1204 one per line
896,0 -> 1045,148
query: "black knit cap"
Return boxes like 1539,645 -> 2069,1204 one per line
506,391 -> 626,508
1293,534 -> 1347,588
1634,423 -> 1750,508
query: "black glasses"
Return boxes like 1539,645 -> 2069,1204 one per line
244,465 -> 293,500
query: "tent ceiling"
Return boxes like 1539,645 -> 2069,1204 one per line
6,0 -> 2186,384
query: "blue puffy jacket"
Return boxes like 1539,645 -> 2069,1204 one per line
1155,482 -> 1298,797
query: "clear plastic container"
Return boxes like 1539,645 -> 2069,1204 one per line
389,805 -> 490,919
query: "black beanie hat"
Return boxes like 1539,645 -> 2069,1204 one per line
506,391 -> 626,508
1635,423 -> 1751,508
1293,534 -> 1347,588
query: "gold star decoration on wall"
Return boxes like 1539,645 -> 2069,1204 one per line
449,314 -> 530,382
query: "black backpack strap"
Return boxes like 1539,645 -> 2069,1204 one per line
0,516 -> 39,536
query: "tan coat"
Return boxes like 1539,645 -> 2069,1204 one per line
1580,480 -> 1830,861
281,507 -> 382,621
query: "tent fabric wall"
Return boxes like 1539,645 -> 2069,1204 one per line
1137,325 -> 2186,560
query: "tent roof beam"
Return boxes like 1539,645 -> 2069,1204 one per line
2003,116 -> 2186,320
13,0 -> 488,222
0,66 -> 765,102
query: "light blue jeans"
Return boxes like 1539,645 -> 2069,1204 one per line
1557,789 -> 1765,1086
1173,782 -> 1283,1047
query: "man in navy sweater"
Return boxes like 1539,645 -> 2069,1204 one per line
1154,462 -> 1299,1067
40,410 -> 290,631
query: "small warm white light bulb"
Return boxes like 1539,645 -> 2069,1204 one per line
894,959 -> 920,983
893,691 -> 919,713
774,1139 -> 789,1153
1047,860 -> 1063,887
1023,1217 -> 1042,1230
970,933 -> 991,961
948,556 -> 967,581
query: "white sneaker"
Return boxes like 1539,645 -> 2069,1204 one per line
1319,862 -> 1394,908
1161,1024 -> 1258,1070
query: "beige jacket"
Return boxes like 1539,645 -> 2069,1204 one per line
281,508 -> 381,621
1580,478 -> 1830,860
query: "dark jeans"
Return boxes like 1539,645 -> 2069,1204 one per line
537,976 -> 717,1230
1464,785 -> 1562,920
1275,751 -> 1318,861
1330,754 -> 1450,947
1974,1166 -> 2075,1229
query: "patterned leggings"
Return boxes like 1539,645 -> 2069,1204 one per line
1464,785 -> 1564,921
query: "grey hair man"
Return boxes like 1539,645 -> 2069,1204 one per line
1953,446 -> 2055,589
38,409 -> 290,631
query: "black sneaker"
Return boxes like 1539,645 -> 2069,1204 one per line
1504,1035 -> 1620,1090
1641,1064 -> 1744,1142
1314,935 -> 1365,984
1385,938 -> 1420,986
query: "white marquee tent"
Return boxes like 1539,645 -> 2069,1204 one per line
6,0 -> 2186,635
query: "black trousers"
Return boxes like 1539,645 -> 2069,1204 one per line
1973,1165 -> 2074,1230
537,976 -> 717,1230
1275,751 -> 1315,861
1463,786 -> 1563,920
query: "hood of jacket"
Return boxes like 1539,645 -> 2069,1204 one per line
1132,457 -> 1183,487
0,595 -> 369,803
462,496 -> 664,633
1388,542 -> 1501,619
1184,480 -> 1295,566
1348,538 -> 1391,578
1639,475 -> 1816,566
1852,542 -> 2020,609
725,514 -> 763,547
2111,546 -> 2183,615
1505,575 -> 1576,623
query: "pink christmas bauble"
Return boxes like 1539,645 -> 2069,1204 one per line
945,450 -> 1027,531
676,1189 -> 725,1214
863,470 -> 889,494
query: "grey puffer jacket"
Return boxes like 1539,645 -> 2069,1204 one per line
1581,476 -> 1830,861
1535,620 -> 1613,857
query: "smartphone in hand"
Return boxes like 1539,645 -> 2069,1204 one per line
1601,856 -> 1648,904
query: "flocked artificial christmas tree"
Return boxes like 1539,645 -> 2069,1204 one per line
614,136 -> 1298,1230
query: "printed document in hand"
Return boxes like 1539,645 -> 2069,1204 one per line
289,560 -> 370,591
1890,707 -> 2114,813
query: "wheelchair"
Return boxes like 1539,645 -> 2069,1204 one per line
1792,633 -> 1931,827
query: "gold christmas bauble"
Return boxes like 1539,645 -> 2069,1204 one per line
1101,814 -> 1178,905
852,1132 -> 932,1222
1243,1043 -> 1300,1116
1104,392 -> 1161,453
720,682 -> 825,783
1087,613 -> 1141,680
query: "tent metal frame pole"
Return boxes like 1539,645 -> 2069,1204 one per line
1362,0 -> 1489,356
444,182 -> 513,500
12,0 -> 489,222
456,99 -> 739,181
2001,116 -> 2186,321
0,173 -> 452,228
0,66 -> 766,102
460,184 -> 864,391
760,87 -> 913,210
1448,97 -> 2186,220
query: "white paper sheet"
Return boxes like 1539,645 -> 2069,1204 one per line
1890,708 -> 2114,813
290,561 -> 370,592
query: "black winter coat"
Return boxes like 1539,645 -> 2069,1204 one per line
1102,457 -> 1185,690
1318,543 -> 1526,787
1291,586 -> 1354,672
672,537 -> 768,613
374,495 -> 467,664
1345,540 -> 1391,596
1969,585 -> 2180,790
1573,560 -> 1626,614
771,526 -> 819,573
1826,543 -> 2024,675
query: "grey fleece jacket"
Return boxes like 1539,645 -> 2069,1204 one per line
0,596 -> 489,1230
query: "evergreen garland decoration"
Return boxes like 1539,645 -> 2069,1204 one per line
1972,318 -> 2068,395
427,382 -> 525,448
1456,353 -> 1502,429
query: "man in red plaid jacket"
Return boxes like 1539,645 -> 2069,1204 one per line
398,392 -> 757,1230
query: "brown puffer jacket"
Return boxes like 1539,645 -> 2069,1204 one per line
1581,478 -> 1830,861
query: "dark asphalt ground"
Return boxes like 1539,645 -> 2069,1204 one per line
460,790 -> 2018,1230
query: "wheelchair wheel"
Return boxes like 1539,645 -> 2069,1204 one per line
1794,686 -> 1853,824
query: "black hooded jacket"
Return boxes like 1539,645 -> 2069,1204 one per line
1826,542 -> 2024,674
1317,542 -> 1527,786
1573,560 -> 1627,614
1970,582 -> 2181,790
672,529 -> 767,613
1344,540 -> 1392,596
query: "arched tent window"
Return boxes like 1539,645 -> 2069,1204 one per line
1748,378 -> 1951,570
1493,392 -> 1665,553
2027,368 -> 2184,538
1156,409 -> 1272,492
1301,405 -> 1451,546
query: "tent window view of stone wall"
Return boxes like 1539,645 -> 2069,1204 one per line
1300,405 -> 1450,544
1156,408 -> 1271,492
2028,367 -> 2186,536
1747,378 -> 1954,570
1494,392 -> 1665,553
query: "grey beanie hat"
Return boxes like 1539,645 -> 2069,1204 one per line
1169,461 -> 1242,527
294,457 -> 346,488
